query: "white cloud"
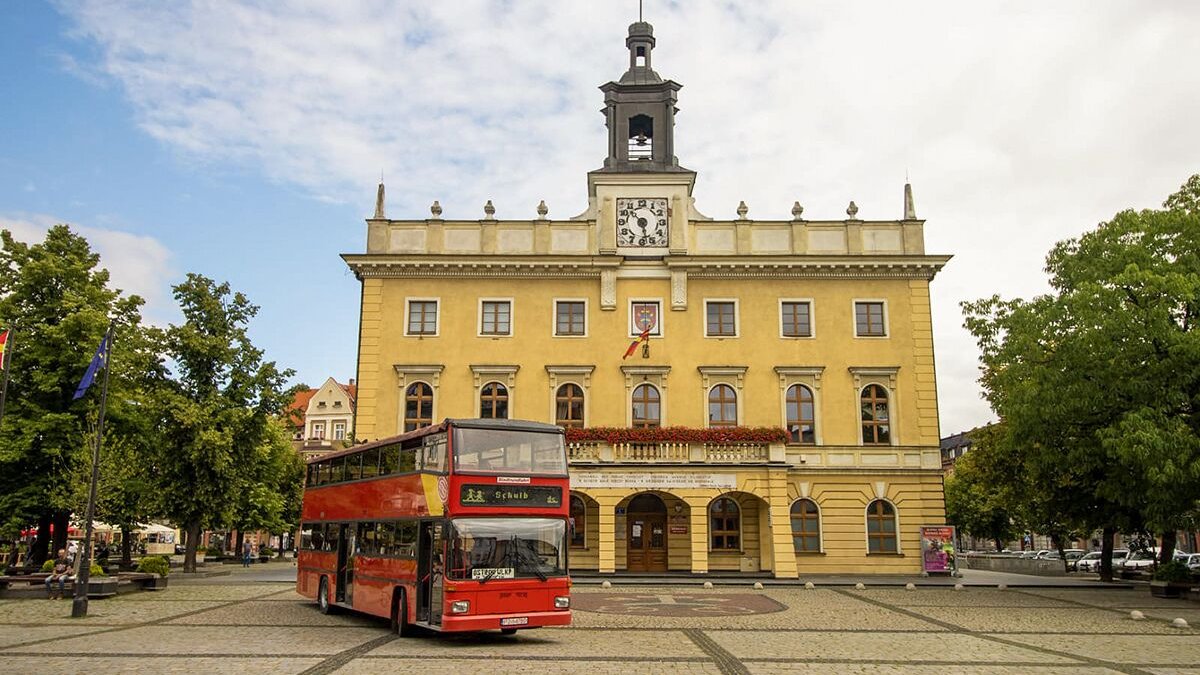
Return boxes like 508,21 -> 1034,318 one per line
1,214 -> 177,324
56,1 -> 1200,434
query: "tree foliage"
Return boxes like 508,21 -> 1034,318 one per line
963,175 -> 1200,571
943,430 -> 1020,551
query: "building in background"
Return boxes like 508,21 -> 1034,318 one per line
287,377 -> 356,459
345,20 -> 952,576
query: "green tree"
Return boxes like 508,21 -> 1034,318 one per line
155,274 -> 292,572
231,419 -> 305,561
0,225 -> 144,566
943,434 -> 1020,552
964,175 -> 1200,576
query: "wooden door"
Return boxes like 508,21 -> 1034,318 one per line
626,514 -> 668,572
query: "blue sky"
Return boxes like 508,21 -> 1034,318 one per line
3,1 -> 1200,433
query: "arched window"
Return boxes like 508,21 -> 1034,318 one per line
860,384 -> 890,445
790,499 -> 820,552
709,497 -> 740,550
631,384 -> 660,428
480,382 -> 508,419
556,384 -> 584,428
569,494 -> 587,548
404,382 -> 433,432
708,385 -> 737,427
866,500 -> 898,553
786,384 -> 816,445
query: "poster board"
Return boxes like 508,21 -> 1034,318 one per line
919,525 -> 957,574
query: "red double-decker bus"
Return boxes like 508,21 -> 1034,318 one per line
296,418 -> 572,635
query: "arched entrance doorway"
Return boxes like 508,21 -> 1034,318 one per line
626,493 -> 667,572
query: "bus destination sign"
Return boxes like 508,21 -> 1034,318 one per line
460,484 -> 562,508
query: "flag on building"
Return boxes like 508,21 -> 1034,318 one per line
0,330 -> 8,362
622,327 -> 651,359
73,333 -> 109,401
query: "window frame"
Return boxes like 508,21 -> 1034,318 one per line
569,493 -> 587,549
630,383 -> 662,429
555,383 -> 586,429
790,498 -> 822,553
707,384 -> 739,428
553,298 -> 588,338
779,298 -> 815,339
860,384 -> 892,446
853,299 -> 889,338
785,383 -> 817,445
478,381 -> 510,419
311,422 -> 325,440
403,381 -> 435,432
865,499 -> 900,554
478,297 -> 514,338
703,298 -> 739,338
333,422 -> 346,440
709,496 -> 742,552
404,298 -> 440,337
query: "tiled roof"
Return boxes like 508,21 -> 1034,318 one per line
285,388 -> 318,428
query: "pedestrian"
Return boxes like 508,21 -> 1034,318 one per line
242,540 -> 252,568
44,548 -> 71,599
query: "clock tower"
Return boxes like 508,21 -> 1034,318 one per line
585,20 -> 702,256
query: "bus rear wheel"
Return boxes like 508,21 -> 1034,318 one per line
317,577 -> 333,615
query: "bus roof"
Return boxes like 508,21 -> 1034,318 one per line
305,418 -> 564,464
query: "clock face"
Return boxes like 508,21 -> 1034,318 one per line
617,198 -> 668,248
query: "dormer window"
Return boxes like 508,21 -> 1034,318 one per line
317,401 -> 326,408
628,115 -> 653,160
334,401 -> 342,408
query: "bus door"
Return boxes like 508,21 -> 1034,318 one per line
335,523 -> 356,605
417,521 -> 444,626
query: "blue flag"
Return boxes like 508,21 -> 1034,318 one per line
72,333 -> 109,401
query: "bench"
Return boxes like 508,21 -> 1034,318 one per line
0,573 -> 119,598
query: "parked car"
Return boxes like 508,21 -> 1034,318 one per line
1062,549 -> 1087,569
1120,549 -> 1159,571
1183,553 -> 1200,572
1075,551 -> 1103,573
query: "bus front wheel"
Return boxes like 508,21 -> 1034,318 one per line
317,577 -> 333,615
392,589 -> 412,637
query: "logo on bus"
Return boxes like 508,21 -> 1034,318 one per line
437,475 -> 449,502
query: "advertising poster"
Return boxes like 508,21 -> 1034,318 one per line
920,526 -> 956,574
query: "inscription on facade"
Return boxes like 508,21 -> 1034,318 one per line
570,473 -> 736,489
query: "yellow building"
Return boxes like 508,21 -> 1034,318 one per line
345,20 -> 951,577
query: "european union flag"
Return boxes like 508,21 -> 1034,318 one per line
72,333 -> 109,401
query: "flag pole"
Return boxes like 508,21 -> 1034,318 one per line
72,325 -> 113,619
0,328 -> 12,429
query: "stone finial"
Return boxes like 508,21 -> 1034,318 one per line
736,200 -> 749,219
846,200 -> 859,219
430,200 -> 443,218
537,200 -> 548,219
483,200 -> 496,219
791,201 -> 804,221
373,182 -> 385,219
904,182 -> 917,220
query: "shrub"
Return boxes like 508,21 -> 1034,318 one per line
204,546 -> 224,557
137,555 -> 170,577
40,559 -> 54,573
259,546 -> 275,557
1152,561 -> 1192,583
39,560 -> 104,577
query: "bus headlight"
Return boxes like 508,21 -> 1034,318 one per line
554,596 -> 570,609
450,600 -> 470,614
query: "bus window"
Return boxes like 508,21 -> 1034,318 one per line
358,522 -> 377,555
345,453 -> 363,482
396,521 -> 418,558
323,524 -> 341,553
422,435 -> 447,473
330,456 -> 345,484
300,523 -> 315,549
453,428 -> 567,476
310,524 -> 326,551
380,444 -> 400,475
360,448 -> 381,479
376,522 -> 397,556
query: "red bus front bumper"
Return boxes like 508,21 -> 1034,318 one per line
439,609 -> 572,631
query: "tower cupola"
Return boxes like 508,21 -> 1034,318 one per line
596,21 -> 688,174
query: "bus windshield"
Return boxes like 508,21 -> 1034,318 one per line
448,517 -> 567,581
453,428 -> 567,476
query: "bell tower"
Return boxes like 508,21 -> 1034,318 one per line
597,21 -> 688,173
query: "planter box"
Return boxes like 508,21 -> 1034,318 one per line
1149,580 -> 1190,599
139,575 -> 169,591
87,577 -> 119,598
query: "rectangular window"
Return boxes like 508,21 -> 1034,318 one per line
407,300 -> 438,335
359,447 -> 380,480
333,422 -> 345,440
555,301 -> 586,336
480,300 -> 511,336
380,444 -> 400,475
311,423 -> 325,440
705,301 -> 737,337
855,301 -> 887,337
781,301 -> 812,337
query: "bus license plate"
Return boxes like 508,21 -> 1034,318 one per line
500,617 -> 529,626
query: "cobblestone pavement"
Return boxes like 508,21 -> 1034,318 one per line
0,573 -> 1196,674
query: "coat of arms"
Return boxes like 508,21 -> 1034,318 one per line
632,302 -> 659,335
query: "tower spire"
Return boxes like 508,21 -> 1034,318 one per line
374,181 -> 386,219
903,181 -> 916,220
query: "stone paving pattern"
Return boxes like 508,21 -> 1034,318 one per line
0,573 -> 1196,674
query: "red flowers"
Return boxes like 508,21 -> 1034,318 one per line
564,426 -> 788,444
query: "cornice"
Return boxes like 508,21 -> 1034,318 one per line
667,255 -> 952,281
342,254 -> 622,279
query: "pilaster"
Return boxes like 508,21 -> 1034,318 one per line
597,495 -> 619,573
767,469 -> 799,579
686,496 -> 709,574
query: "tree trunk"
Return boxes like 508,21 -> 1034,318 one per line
120,525 -> 134,568
30,512 -> 51,567
1054,536 -> 1068,574
184,522 -> 201,573
51,510 -> 69,555
1158,530 -> 1177,565
234,529 -> 245,565
1099,526 -> 1115,582
993,538 -> 1003,552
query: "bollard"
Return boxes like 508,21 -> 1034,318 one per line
1129,610 -> 1145,620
